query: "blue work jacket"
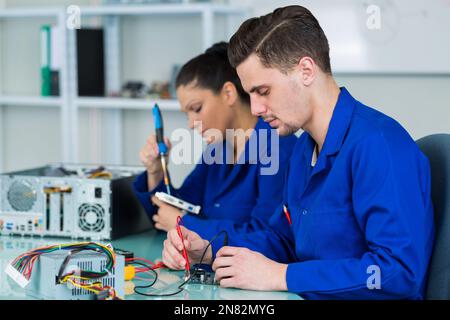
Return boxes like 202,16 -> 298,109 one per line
133,118 -> 297,241
214,87 -> 435,300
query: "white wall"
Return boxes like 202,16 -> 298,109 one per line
231,0 -> 450,73
335,75 -> 450,138
0,0 -> 449,186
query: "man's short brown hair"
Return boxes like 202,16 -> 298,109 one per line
228,5 -> 331,75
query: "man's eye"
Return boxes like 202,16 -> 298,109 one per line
194,106 -> 202,113
259,90 -> 269,96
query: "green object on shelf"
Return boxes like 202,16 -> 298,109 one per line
40,25 -> 51,96
40,67 -> 51,97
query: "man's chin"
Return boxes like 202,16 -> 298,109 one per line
276,125 -> 297,137
276,127 -> 286,136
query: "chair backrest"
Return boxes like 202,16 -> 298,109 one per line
416,133 -> 450,300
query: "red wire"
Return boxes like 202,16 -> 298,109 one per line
25,256 -> 38,279
152,262 -> 165,269
126,258 -> 167,273
126,257 -> 156,266
176,216 -> 190,272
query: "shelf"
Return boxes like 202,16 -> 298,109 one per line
0,4 -> 247,19
0,3 -> 245,167
79,4 -> 248,16
76,97 -> 180,111
0,7 -> 61,18
0,95 -> 62,107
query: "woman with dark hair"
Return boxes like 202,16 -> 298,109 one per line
133,42 -> 297,241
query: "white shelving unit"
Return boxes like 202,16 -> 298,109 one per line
0,3 -> 250,171
0,7 -> 62,18
76,97 -> 180,111
0,8 -> 71,171
0,96 -> 62,107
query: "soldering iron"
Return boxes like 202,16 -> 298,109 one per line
152,103 -> 171,195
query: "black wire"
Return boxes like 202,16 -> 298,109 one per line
130,261 -> 158,288
132,230 -> 229,297
57,249 -> 84,283
134,279 -> 185,297
56,246 -> 112,283
132,261 -> 187,297
197,230 -> 228,267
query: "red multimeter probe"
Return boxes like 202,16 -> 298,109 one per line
176,216 -> 190,279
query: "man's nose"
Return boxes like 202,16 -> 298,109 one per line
250,96 -> 267,116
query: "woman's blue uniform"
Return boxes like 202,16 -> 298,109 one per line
133,118 -> 297,240
212,88 -> 435,300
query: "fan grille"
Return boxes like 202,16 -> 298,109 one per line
7,180 -> 37,212
78,203 -> 105,232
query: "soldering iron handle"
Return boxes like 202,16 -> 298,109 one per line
152,104 -> 168,154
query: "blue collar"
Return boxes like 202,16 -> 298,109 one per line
304,87 -> 357,159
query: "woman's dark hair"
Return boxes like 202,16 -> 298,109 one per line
175,42 -> 250,105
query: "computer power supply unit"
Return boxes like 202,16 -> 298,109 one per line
0,164 -> 151,240
25,251 -> 125,300
0,237 -> 61,299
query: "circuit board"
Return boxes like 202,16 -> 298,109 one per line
189,264 -> 217,285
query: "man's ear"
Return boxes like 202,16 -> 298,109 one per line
221,81 -> 238,106
297,57 -> 316,86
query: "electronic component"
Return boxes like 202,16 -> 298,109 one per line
132,230 -> 228,297
189,264 -> 217,285
6,242 -> 125,300
0,237 -> 60,298
26,251 -> 124,300
0,163 -> 152,240
124,265 -> 136,281
155,192 -> 201,215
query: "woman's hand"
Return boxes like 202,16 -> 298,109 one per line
140,135 -> 172,190
151,195 -> 186,232
139,134 -> 171,175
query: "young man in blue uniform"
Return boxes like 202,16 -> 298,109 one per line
133,43 -> 297,240
162,6 -> 435,299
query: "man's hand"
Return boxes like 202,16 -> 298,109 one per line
151,196 -> 186,232
162,226 -> 212,270
212,246 -> 288,291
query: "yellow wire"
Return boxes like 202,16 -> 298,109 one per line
62,275 -> 91,282
66,278 -> 101,295
64,276 -> 106,294
34,241 -> 116,266
16,242 -> 117,298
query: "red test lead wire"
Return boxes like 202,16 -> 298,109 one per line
125,257 -> 166,273
176,216 -> 190,275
